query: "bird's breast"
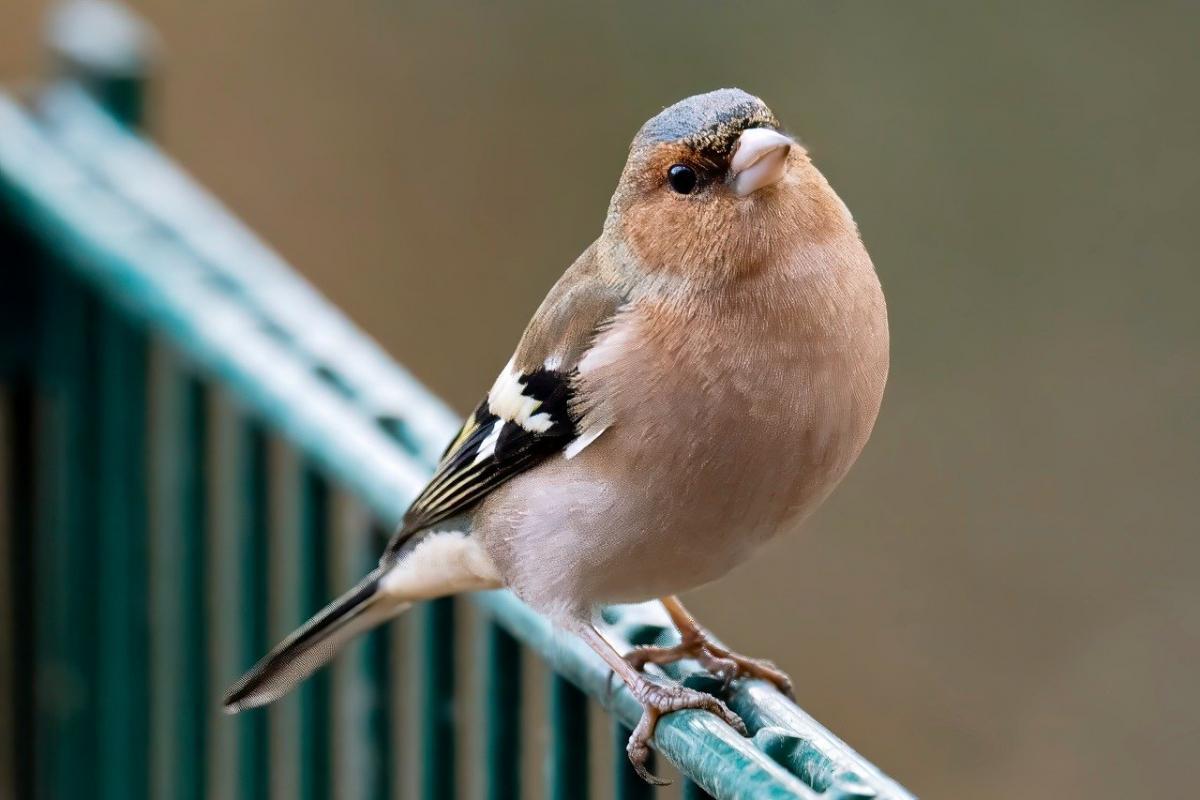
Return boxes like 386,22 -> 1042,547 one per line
578,255 -> 888,554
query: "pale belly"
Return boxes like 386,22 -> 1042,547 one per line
478,346 -> 883,619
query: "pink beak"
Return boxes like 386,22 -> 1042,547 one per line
730,128 -> 793,196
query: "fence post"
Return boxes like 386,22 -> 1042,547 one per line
421,597 -> 457,800
297,465 -> 333,800
149,359 -> 210,800
549,674 -> 589,800
94,305 -> 152,800
43,6 -> 157,798
45,0 -> 156,128
484,622 -> 522,800
236,421 -> 272,800
33,266 -> 102,800
0,220 -> 38,800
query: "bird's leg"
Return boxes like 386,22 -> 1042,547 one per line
625,596 -> 795,697
577,624 -> 746,785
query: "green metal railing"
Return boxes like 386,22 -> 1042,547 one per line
0,4 -> 915,799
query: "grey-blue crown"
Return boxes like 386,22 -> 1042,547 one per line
637,88 -> 779,148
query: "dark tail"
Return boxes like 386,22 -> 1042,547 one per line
223,567 -> 408,713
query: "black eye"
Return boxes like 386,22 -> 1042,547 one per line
667,164 -> 698,194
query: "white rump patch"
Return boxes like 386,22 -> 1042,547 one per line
380,531 -> 501,599
473,419 -> 504,465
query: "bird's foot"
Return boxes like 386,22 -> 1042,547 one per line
625,679 -> 747,784
626,635 -> 794,698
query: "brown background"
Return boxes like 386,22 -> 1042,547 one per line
3,2 -> 1199,798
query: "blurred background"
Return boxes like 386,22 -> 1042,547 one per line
2,1 -> 1198,798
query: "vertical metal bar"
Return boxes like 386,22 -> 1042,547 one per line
151,366 -> 209,800
359,525 -> 393,800
421,596 -> 456,800
94,304 -> 150,800
4,375 -> 35,800
614,722 -> 654,800
177,375 -> 209,800
484,622 -> 521,800
34,267 -> 100,800
1,226 -> 37,800
49,10 -> 155,797
548,674 -> 589,800
297,465 -> 331,800
237,421 -> 270,800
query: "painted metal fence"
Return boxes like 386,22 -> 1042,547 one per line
0,4 -> 915,799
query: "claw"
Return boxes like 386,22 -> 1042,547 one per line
623,680 -> 748,784
626,711 -> 671,785
704,654 -> 740,693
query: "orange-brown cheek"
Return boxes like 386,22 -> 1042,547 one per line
625,191 -> 765,277
623,195 -> 723,274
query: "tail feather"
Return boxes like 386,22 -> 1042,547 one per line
223,567 -> 408,713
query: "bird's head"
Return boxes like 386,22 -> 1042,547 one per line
606,88 -> 853,283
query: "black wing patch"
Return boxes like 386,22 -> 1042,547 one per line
384,367 -> 576,560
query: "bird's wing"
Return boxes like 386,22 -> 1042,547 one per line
384,247 -> 625,560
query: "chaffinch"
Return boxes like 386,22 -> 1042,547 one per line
225,88 -> 889,782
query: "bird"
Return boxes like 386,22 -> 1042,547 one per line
223,87 -> 889,783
